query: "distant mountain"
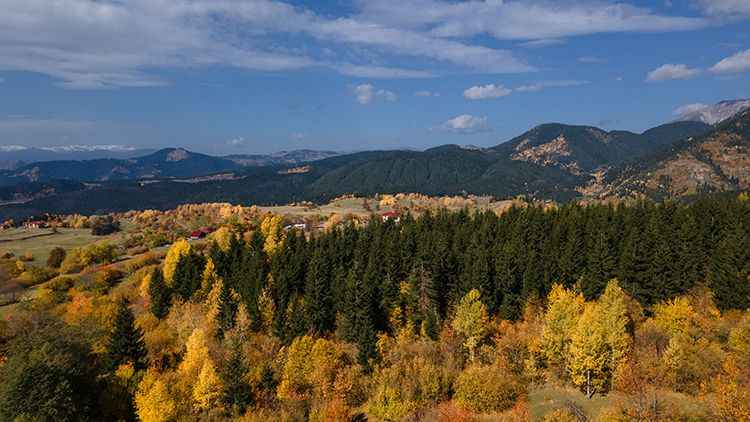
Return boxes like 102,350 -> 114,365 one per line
225,149 -> 340,166
493,121 -> 712,174
0,148 -> 241,186
0,120 -> 719,219
675,99 -> 750,125
0,145 -> 155,170
598,109 -> 750,199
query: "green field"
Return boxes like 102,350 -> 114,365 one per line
0,227 -> 128,263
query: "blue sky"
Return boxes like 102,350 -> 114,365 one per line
0,0 -> 749,155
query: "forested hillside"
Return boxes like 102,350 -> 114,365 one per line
2,196 -> 749,420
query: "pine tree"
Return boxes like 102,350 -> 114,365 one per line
148,267 -> 171,319
107,298 -> 148,370
221,341 -> 251,413
344,265 -> 378,368
708,222 -> 750,310
581,231 -> 614,300
305,247 -> 334,335
216,281 -> 239,339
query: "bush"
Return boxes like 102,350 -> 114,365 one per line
47,247 -> 66,268
19,251 -> 34,262
17,266 -> 58,287
453,365 -> 525,414
90,217 -> 120,236
60,249 -> 84,274
94,268 -> 124,290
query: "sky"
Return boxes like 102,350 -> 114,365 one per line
0,0 -> 749,155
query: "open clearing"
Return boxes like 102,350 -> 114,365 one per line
0,227 -> 128,263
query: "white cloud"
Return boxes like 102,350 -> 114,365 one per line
515,80 -> 589,92
354,84 -> 375,104
377,89 -> 398,102
710,49 -> 750,74
578,56 -> 606,64
673,103 -> 709,116
464,84 -> 512,100
357,0 -> 708,41
354,84 -> 397,104
439,115 -> 491,134
415,90 -> 440,97
694,0 -> 750,16
519,39 -> 566,49
0,0 -> 536,89
463,80 -> 588,99
1,0 -> 719,89
646,64 -> 702,81
227,137 -> 248,147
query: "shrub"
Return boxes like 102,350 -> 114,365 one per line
453,365 -> 525,414
19,251 -> 34,262
60,249 -> 84,274
47,247 -> 66,268
95,268 -> 124,290
17,266 -> 58,287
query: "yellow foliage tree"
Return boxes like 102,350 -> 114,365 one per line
193,358 -> 224,411
729,313 -> 750,365
451,289 -> 489,362
198,258 -> 220,299
541,284 -> 584,376
209,226 -> 233,251
568,280 -> 631,397
653,296 -> 698,339
163,239 -> 191,285
135,370 -> 178,422
260,214 -> 285,255
179,327 -> 210,379
278,335 -> 316,401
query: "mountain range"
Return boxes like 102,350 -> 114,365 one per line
1,99 -> 748,220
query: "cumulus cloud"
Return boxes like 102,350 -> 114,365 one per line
415,90 -> 440,97
464,84 -> 512,100
355,84 -> 375,105
647,64 -> 702,81
377,89 -> 398,102
354,84 -> 397,104
710,49 -> 750,74
439,115 -> 491,134
464,80 -> 588,99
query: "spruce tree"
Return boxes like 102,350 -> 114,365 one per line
221,341 -> 251,413
148,267 -> 171,319
581,231 -> 614,300
216,282 -> 238,339
708,222 -> 750,310
107,298 -> 147,370
305,247 -> 334,334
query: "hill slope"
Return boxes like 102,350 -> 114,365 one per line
597,109 -> 750,198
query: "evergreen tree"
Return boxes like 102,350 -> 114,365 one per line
107,298 -> 147,370
148,267 -> 171,319
216,282 -> 239,339
708,222 -> 750,310
304,247 -> 334,334
221,341 -> 251,413
580,231 -> 614,300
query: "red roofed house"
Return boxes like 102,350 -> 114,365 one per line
189,227 -> 214,240
381,211 -> 401,223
